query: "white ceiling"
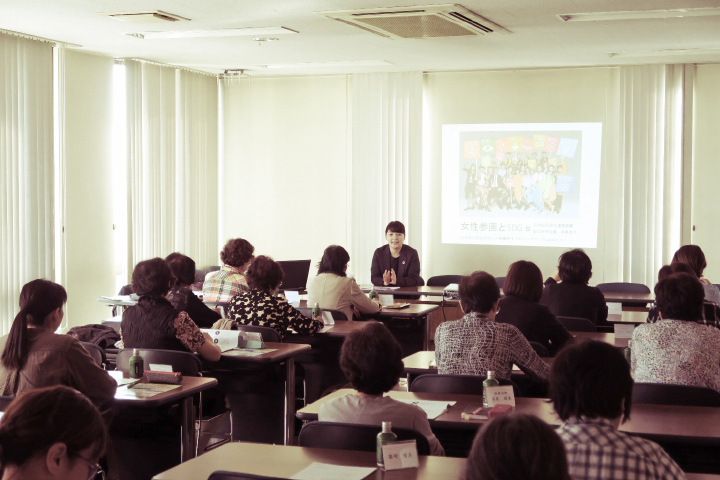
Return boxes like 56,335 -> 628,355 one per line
2,0 -> 720,76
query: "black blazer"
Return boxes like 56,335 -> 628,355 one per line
496,295 -> 573,356
370,244 -> 421,287
540,278 -> 609,327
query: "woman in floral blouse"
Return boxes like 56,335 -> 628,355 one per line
227,255 -> 323,339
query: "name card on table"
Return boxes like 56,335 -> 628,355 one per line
379,294 -> 394,306
486,385 -> 516,407
284,290 -> 300,306
382,440 -> 419,470
149,364 -> 173,372
201,329 -> 240,352
322,311 -> 335,326
614,323 -> 635,338
607,302 -> 623,322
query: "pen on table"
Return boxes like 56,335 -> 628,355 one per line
125,379 -> 142,389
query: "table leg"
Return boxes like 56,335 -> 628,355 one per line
285,358 -> 296,445
180,396 -> 196,462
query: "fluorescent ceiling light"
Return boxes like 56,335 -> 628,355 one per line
256,60 -> 392,69
558,7 -> 720,22
608,47 -> 720,58
130,27 -> 297,39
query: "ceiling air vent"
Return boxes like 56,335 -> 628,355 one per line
106,11 -> 190,24
316,4 -> 509,39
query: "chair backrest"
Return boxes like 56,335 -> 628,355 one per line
409,373 -> 520,397
236,325 -> 282,343
209,472 -> 288,480
427,275 -> 463,287
0,396 -> 14,411
596,282 -> 651,294
298,421 -> 431,455
297,307 -> 348,321
116,348 -> 201,376
632,383 -> 720,407
81,342 -> 107,368
495,276 -> 505,288
528,341 -> 549,357
416,276 -> 425,287
557,316 -> 596,332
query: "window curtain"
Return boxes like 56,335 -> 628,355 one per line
601,64 -> 684,286
349,72 -> 423,284
0,34 -> 54,333
125,61 -> 218,274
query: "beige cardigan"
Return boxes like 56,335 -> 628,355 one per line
306,273 -> 380,321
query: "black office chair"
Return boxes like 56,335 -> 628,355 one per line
495,276 -> 505,289
209,472 -> 288,480
557,316 -> 596,332
409,373 -> 520,397
427,275 -> 462,287
81,342 -> 107,369
297,307 -> 348,321
298,421 -> 431,455
596,282 -> 651,293
236,325 -> 282,343
416,276 -> 425,287
632,383 -> 720,407
528,341 -> 550,357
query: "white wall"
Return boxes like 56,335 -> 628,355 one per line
423,68 -> 615,282
220,76 -> 351,272
691,64 -> 720,280
63,50 -> 116,328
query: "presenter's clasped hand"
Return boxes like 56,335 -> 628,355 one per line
383,269 -> 392,285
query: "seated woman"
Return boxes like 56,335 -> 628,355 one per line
0,385 -> 108,480
0,279 -> 117,417
465,413 -> 571,480
203,238 -> 255,303
540,249 -> 609,327
318,322 -> 444,456
632,272 -> 720,392
434,271 -> 549,382
227,255 -> 323,339
496,260 -> 572,356
371,221 -> 421,286
672,244 -> 720,305
121,258 -> 222,362
646,263 -> 720,329
307,245 -> 381,321
165,252 -> 221,328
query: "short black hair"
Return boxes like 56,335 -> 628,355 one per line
672,245 -> 707,277
132,258 -> 173,297
317,245 -> 350,277
385,221 -> 405,235
550,340 -> 633,423
466,413 -> 571,480
340,322 -> 404,395
165,252 -> 196,286
558,249 -> 593,284
220,238 -> 255,269
657,262 -> 695,282
246,255 -> 284,293
654,272 -> 705,322
503,261 -> 543,302
459,271 -> 500,314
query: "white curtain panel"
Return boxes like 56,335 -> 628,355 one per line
349,72 -> 423,284
0,34 -> 54,333
602,64 -> 684,286
125,61 -> 218,272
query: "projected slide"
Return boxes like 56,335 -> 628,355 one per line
442,123 -> 602,247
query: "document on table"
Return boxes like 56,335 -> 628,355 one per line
117,383 -> 181,399
223,348 -> 277,357
291,463 -> 376,480
395,399 -> 456,419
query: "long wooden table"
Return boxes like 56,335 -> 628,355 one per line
153,441 -> 467,479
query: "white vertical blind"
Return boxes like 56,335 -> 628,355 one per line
125,61 -> 218,272
602,64 -> 684,286
0,33 -> 54,332
349,72 -> 423,284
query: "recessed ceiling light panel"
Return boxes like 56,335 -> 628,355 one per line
129,26 -> 297,39
558,7 -> 720,22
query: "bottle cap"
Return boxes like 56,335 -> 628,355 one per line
381,421 -> 392,431
487,370 -> 494,378
133,348 -> 140,356
314,302 -> 319,308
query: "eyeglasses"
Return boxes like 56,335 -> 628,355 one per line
76,455 -> 105,480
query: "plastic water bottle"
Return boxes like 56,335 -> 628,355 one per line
483,370 -> 499,407
312,302 -> 321,319
376,421 -> 397,468
369,285 -> 379,301
129,348 -> 144,379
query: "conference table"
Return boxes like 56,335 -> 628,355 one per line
153,441 -> 467,479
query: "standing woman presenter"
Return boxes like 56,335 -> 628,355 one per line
371,221 -> 422,286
